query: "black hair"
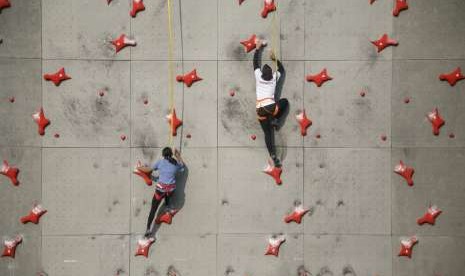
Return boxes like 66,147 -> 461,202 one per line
162,147 -> 178,165
262,64 -> 273,81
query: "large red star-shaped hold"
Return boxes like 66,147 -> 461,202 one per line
306,68 -> 333,87
1,160 -> 20,186
241,34 -> 258,53
261,0 -> 276,18
134,237 -> 155,258
398,236 -> 418,258
263,161 -> 282,185
371,34 -> 398,53
394,160 -> 414,186
264,235 -> 285,257
32,108 -> 50,136
1,236 -> 22,259
133,161 -> 153,186
20,204 -> 47,225
284,203 -> 310,224
44,68 -> 71,86
176,69 -> 202,87
439,67 -> 465,87
166,108 -> 182,136
417,205 -> 442,226
427,108 -> 445,136
112,34 -> 136,53
296,110 -> 312,136
393,0 -> 408,17
0,0 -> 10,11
155,209 -> 178,225
130,0 -> 145,17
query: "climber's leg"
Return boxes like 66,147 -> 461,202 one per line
274,98 -> 289,120
164,191 -> 173,210
259,117 -> 281,168
146,191 -> 164,235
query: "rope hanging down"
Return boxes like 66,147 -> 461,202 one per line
166,0 -> 176,146
270,1 -> 280,72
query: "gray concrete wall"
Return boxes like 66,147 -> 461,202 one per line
1,0 -> 465,275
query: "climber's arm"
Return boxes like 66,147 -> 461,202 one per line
276,59 -> 284,75
137,166 -> 153,174
253,49 -> 261,71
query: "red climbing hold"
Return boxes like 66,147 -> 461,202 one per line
296,110 -> 312,136
251,135 -> 256,140
315,133 -> 321,139
166,108 -> 182,136
20,204 -> 47,224
134,237 -> 155,258
44,68 -> 71,86
264,235 -> 285,257
130,0 -> 145,18
263,161 -> 282,185
143,99 -> 149,105
32,108 -> 50,136
155,209 -> 178,225
449,133 -> 455,139
393,0 -> 408,17
404,97 -> 410,104
186,133 -> 191,139
261,0 -> 276,18
133,161 -> 153,186
284,204 -> 310,224
439,67 -> 465,87
120,134 -> 126,141
0,0 -> 10,11
427,108 -> 445,136
112,34 -> 136,53
241,34 -> 258,53
371,34 -> 398,53
381,134 -> 387,141
306,68 -> 332,87
394,160 -> 414,186
398,236 -> 418,258
417,205 -> 442,226
229,90 -> 235,97
9,97 -> 15,103
1,160 -> 20,186
54,133 -> 60,138
176,69 -> 202,87
1,236 -> 22,259
360,91 -> 366,97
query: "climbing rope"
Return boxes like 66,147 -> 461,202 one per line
270,1 -> 280,72
166,0 -> 176,147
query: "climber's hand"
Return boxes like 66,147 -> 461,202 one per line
270,51 -> 276,61
256,40 -> 262,50
174,148 -> 181,158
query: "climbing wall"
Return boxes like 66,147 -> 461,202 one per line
1,0 -> 465,275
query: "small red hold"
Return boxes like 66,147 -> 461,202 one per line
54,133 -> 60,138
120,134 -> 127,141
263,161 -> 282,185
404,97 -> 410,104
166,108 -> 183,136
0,0 -> 11,11
394,160 -> 414,186
261,0 -> 276,19
284,203 -> 310,224
393,0 -> 408,17
133,161 -> 153,186
449,133 -> 455,139
20,204 -> 47,224
315,133 -> 321,139
143,99 -> 149,105
134,237 -> 155,258
398,236 -> 418,258
9,97 -> 15,103
32,108 -> 50,136
1,160 -> 20,186
371,34 -> 398,53
155,209 -> 178,225
112,34 -> 136,53
427,108 -> 445,136
1,236 -> 22,259
99,91 -> 105,97
251,134 -> 256,140
186,133 -> 192,139
296,110 -> 312,136
130,0 -> 145,18
439,67 -> 465,87
264,235 -> 285,257
306,68 -> 333,87
381,134 -> 387,141
417,205 -> 442,226
43,68 -> 71,86
229,90 -> 235,97
176,69 -> 202,87
360,91 -> 366,97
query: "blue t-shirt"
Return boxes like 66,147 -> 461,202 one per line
152,159 -> 184,184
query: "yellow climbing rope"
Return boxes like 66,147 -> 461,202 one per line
270,1 -> 280,72
166,0 -> 175,147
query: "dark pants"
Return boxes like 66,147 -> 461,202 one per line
256,98 -> 289,157
146,190 -> 172,231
